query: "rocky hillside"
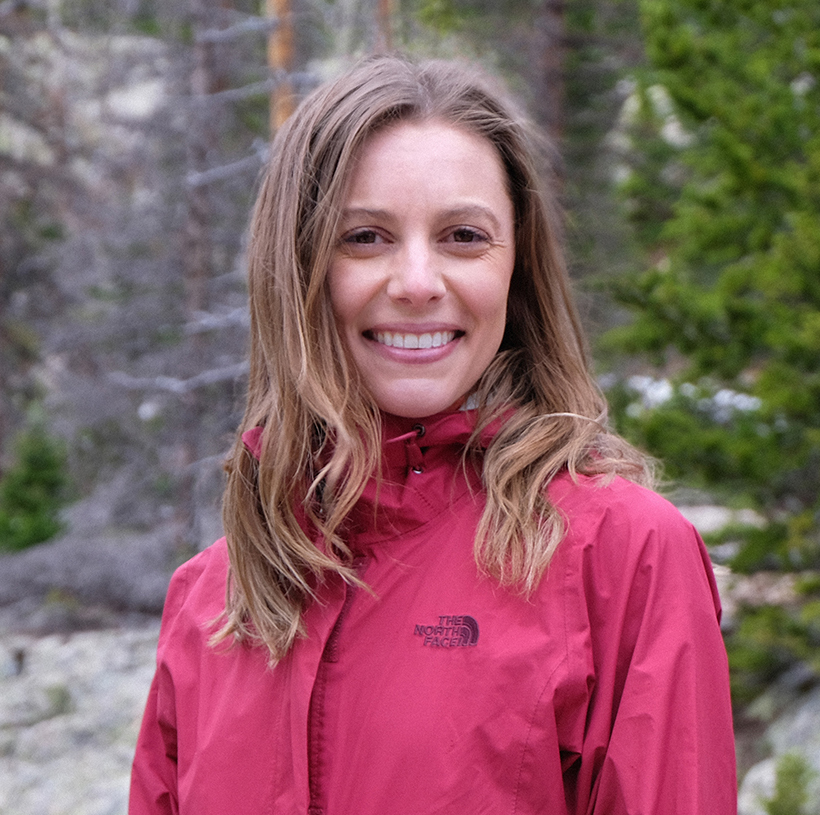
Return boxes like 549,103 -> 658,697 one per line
0,621 -> 159,815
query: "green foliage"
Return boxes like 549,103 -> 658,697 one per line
0,426 -> 69,552
1,190 -> 65,451
605,0 -> 820,567
9,200 -> 64,247
235,94 -> 271,139
415,0 -> 464,33
762,751 -> 817,815
797,573 -> 820,596
725,574 -> 820,705
411,0 -> 537,31
606,375 -> 820,569
725,604 -> 820,705
612,86 -> 681,247
131,0 -> 162,38
608,379 -> 772,488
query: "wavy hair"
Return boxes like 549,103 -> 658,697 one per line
217,55 -> 653,662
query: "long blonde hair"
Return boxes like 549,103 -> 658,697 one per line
218,55 -> 652,661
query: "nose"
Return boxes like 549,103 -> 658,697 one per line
387,238 -> 446,306
386,239 -> 446,305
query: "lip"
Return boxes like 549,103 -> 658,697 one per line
366,323 -> 464,334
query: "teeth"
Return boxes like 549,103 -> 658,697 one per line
375,331 -> 455,349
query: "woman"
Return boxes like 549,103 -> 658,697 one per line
130,55 -> 737,814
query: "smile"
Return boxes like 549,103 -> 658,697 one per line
372,330 -> 458,349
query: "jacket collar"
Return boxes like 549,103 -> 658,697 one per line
242,409 -> 506,546
345,409 -> 507,545
378,408 -> 503,476
241,409 -> 505,470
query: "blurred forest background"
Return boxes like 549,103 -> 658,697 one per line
1,0 -> 819,804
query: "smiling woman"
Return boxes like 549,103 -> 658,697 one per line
130,55 -> 737,815
328,121 -> 515,418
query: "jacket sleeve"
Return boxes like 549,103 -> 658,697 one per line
128,561 -> 196,815
129,667 -> 179,815
570,488 -> 737,815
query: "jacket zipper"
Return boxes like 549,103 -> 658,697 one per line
307,558 -> 365,815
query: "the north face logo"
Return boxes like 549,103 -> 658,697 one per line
413,615 -> 479,648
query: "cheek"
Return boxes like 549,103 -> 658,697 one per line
475,270 -> 514,327
327,264 -> 361,333
482,272 -> 515,356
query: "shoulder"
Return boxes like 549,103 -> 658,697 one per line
550,472 -> 692,541
548,473 -> 718,608
157,538 -> 230,649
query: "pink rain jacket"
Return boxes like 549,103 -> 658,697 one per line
130,411 -> 737,814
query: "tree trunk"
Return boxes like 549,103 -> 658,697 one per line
375,0 -> 394,52
176,0 -> 222,550
267,0 -> 295,133
534,0 -> 567,182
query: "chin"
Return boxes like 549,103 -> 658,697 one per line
375,393 -> 465,419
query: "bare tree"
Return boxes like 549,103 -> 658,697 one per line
534,0 -> 567,180
0,2 -> 76,466
375,0 -> 394,52
267,0 -> 296,131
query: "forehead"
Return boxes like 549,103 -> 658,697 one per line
341,120 -> 512,212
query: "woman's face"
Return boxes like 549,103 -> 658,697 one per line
327,120 -> 516,418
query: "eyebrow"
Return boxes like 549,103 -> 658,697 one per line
339,204 -> 504,233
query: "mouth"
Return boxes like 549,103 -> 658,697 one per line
368,330 -> 461,349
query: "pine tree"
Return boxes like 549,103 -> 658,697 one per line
607,0 -> 820,570
0,427 -> 68,551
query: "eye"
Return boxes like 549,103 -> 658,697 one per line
451,227 -> 486,243
337,227 -> 391,257
343,229 -> 380,245
443,226 -> 491,252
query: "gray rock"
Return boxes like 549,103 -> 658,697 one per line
0,525 -> 180,619
738,759 -> 777,815
0,624 -> 160,815
678,504 -> 766,536
739,685 -> 820,815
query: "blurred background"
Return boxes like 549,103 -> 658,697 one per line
0,0 -> 818,812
